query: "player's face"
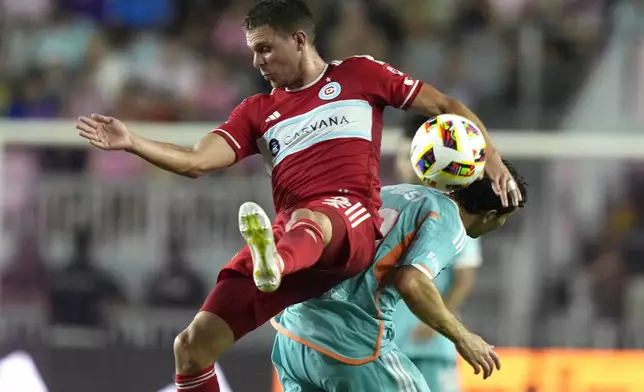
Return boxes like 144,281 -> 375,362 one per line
246,26 -> 304,89
467,210 -> 517,238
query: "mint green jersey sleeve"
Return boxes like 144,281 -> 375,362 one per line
398,214 -> 467,280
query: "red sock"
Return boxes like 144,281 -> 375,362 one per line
277,218 -> 325,275
176,365 -> 219,392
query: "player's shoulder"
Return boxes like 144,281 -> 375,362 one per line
233,92 -> 282,121
382,184 -> 458,212
238,92 -> 273,108
381,184 -> 460,230
331,55 -> 393,73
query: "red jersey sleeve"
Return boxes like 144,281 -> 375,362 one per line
211,97 -> 259,162
349,55 -> 423,110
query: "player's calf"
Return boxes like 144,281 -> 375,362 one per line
277,208 -> 333,275
174,312 -> 234,391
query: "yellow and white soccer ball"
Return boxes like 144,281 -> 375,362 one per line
410,114 -> 487,192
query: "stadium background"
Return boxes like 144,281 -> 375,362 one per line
1,0 -> 644,391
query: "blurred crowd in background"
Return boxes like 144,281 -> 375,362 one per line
0,0 -> 615,127
1,0 -> 643,353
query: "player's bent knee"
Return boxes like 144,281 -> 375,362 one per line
288,208 -> 333,245
173,311 -> 234,374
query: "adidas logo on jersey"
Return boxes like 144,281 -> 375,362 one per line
265,111 -> 281,122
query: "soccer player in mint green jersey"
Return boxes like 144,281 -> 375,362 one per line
393,237 -> 483,392
271,161 -> 527,392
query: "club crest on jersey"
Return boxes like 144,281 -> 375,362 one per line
269,139 -> 280,156
319,82 -> 341,100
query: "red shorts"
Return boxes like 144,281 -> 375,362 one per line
201,195 -> 380,340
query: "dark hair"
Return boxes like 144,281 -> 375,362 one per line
244,0 -> 316,41
451,159 -> 528,215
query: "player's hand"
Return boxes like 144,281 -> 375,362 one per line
484,150 -> 522,208
76,114 -> 133,151
454,332 -> 501,380
411,324 -> 436,342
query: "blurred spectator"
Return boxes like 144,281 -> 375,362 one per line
60,0 -> 104,22
33,10 -> 96,70
65,70 -> 107,117
85,33 -> 132,110
586,247 -> 627,323
435,45 -> 479,108
0,0 -> 52,25
398,4 -> 444,84
48,228 -> 125,327
192,57 -> 242,121
8,69 -> 61,118
327,1 -> 389,61
211,0 -> 254,59
104,0 -> 173,29
145,235 -> 206,308
137,38 -> 200,102
0,231 -> 48,304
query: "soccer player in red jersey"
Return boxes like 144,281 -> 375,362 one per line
75,1 -> 522,391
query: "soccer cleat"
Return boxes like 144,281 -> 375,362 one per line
238,202 -> 282,292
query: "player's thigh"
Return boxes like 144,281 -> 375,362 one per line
372,350 -> 432,392
305,196 -> 378,277
201,246 -> 266,341
274,337 -> 362,392
413,359 -> 460,392
272,334 -> 324,392
200,272 -> 260,341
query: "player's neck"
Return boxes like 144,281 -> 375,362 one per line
458,207 -> 477,235
289,54 -> 327,90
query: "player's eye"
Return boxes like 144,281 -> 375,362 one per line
258,46 -> 271,54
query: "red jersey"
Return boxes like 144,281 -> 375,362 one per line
212,55 -> 423,220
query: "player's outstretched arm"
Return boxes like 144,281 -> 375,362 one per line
394,266 -> 501,379
410,84 -> 492,151
128,132 -> 235,178
76,114 -> 236,178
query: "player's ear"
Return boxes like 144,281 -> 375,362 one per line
293,31 -> 306,50
482,210 -> 497,223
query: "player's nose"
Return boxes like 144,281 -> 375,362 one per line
253,53 -> 265,69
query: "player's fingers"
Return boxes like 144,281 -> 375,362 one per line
479,358 -> 492,379
496,180 -> 509,208
78,130 -> 98,142
91,113 -> 112,123
468,359 -> 481,375
483,354 -> 497,378
490,177 -> 501,195
490,350 -> 502,370
79,116 -> 98,128
76,123 -> 96,135
510,188 -> 522,207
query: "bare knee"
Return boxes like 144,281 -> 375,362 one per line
173,312 -> 234,374
288,208 -> 333,245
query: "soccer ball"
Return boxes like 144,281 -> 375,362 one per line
410,114 -> 487,192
